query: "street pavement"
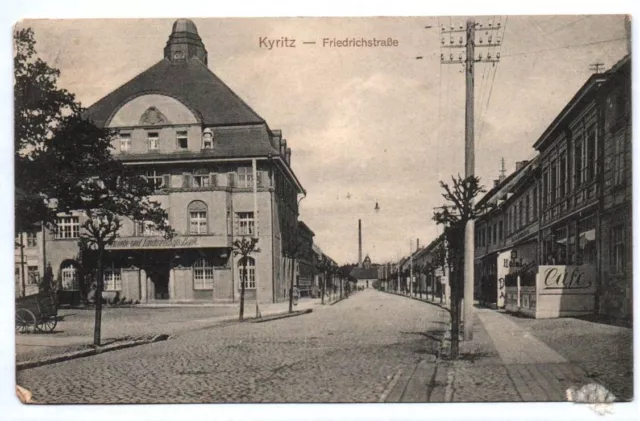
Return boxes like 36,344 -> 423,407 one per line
15,297 -> 324,363
385,291 -> 633,403
16,289 -> 448,403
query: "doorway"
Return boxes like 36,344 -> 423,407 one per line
145,264 -> 171,300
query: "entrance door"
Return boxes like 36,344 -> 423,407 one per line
147,268 -> 170,300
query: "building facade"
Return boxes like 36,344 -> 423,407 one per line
296,221 -> 315,297
29,19 -> 305,305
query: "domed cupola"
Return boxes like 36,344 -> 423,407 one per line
164,18 -> 208,65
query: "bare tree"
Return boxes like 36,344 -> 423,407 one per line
232,237 -> 260,322
433,175 -> 487,359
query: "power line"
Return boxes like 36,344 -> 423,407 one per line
500,37 -> 626,58
478,16 -> 507,146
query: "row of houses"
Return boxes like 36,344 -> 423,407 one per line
14,19 -> 337,305
383,55 -> 632,323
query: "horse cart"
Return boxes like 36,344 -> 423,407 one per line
15,289 -> 58,333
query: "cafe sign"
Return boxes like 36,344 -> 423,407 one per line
537,265 -> 596,295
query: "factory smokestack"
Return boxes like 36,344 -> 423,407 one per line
358,219 -> 363,268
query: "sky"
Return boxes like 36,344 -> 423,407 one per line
16,15 -> 629,265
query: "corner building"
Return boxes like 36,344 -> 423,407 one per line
48,19 -> 304,304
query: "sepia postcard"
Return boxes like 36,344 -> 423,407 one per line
10,13 -> 633,413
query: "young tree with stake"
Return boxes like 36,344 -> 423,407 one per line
232,237 -> 260,322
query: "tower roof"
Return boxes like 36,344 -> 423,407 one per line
172,18 -> 198,34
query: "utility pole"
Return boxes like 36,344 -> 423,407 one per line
589,62 -> 605,73
441,18 -> 502,341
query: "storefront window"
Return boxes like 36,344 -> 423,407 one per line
104,265 -> 122,291
577,214 -> 596,265
238,256 -> 256,289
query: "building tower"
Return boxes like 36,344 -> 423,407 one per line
358,219 -> 363,268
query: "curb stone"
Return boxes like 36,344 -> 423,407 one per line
249,309 -> 312,323
16,334 -> 170,371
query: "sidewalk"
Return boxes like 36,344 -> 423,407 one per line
16,297 -> 328,364
384,292 -> 631,403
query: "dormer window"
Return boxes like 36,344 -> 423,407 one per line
176,131 -> 188,150
202,128 -> 214,149
148,132 -> 159,151
119,133 -> 131,152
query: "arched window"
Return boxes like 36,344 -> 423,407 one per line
193,257 -> 214,290
188,200 -> 208,234
237,256 -> 256,290
60,261 -> 79,291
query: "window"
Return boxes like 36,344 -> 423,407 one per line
611,225 -> 626,274
187,201 -> 207,234
104,265 -> 122,291
558,152 -> 567,198
144,170 -> 165,190
176,131 -> 188,150
26,232 -> 37,247
574,133 -> 584,188
147,132 -> 159,150
525,194 -> 530,224
238,256 -> 256,289
139,221 -> 163,237
236,212 -> 255,236
237,167 -> 253,188
492,224 -> 497,244
27,266 -> 39,285
542,170 -> 548,208
120,133 -> 131,152
61,262 -> 79,290
56,216 -> 80,239
549,160 -> 557,205
193,258 -> 215,290
577,215 -> 597,265
192,174 -> 210,188
532,186 -> 538,219
498,220 -> 503,241
585,124 -> 597,183
614,132 -> 626,186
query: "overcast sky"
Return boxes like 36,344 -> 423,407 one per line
17,16 -> 629,264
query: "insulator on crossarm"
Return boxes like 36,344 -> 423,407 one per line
488,35 -> 492,43
441,26 -> 445,31
497,22 -> 501,28
450,38 -> 454,44
488,23 -> 493,27
450,26 -> 454,30
478,53 -> 483,60
497,38 -> 501,44
479,37 -> 483,44
441,38 -> 445,45
459,25 -> 463,29
458,53 -> 463,60
441,53 -> 444,61
459,36 -> 463,44
450,53 -> 453,60
496,52 -> 501,59
487,52 -> 492,59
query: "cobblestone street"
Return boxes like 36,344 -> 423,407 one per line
16,290 -> 448,403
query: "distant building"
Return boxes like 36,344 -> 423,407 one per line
350,255 -> 379,289
296,221 -> 315,297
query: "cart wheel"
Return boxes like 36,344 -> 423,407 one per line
37,316 -> 58,333
15,309 -> 36,334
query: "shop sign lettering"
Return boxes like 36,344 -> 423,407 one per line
540,265 -> 593,290
107,237 -> 199,249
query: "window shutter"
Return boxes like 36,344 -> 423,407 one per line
228,173 -> 235,187
256,171 -> 263,187
209,173 -> 217,187
162,175 -> 170,189
182,173 -> 191,188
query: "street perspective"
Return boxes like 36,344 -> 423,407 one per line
13,15 -> 632,407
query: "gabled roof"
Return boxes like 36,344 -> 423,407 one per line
85,58 -> 265,128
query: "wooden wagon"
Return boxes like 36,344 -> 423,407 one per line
15,289 -> 58,333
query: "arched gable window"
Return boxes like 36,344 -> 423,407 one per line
193,257 -> 214,290
188,200 -> 208,234
237,256 -> 256,290
60,261 -> 79,291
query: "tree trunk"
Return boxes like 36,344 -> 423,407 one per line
321,271 -> 326,304
239,259 -> 246,321
289,256 -> 295,313
93,244 -> 104,346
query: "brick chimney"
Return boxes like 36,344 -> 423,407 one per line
358,219 -> 363,268
515,160 -> 529,171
